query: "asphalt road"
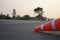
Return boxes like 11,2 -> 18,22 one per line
0,20 -> 60,40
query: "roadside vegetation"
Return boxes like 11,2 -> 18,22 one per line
0,7 -> 53,21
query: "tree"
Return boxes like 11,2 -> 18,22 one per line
34,7 -> 43,15
16,15 -> 21,20
34,7 -> 46,20
0,13 -> 3,19
0,12 -> 6,19
12,9 -> 16,19
6,14 -> 11,19
35,14 -> 43,20
22,15 -> 31,20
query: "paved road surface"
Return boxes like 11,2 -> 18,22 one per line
0,20 -> 60,40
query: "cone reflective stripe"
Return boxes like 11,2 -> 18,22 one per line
34,18 -> 60,32
44,20 -> 55,31
51,20 -> 56,30
40,24 -> 44,31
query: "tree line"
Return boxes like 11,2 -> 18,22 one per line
0,13 -> 47,21
0,7 -> 52,21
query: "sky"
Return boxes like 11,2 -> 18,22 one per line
0,0 -> 60,19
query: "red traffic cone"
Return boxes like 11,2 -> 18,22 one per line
34,18 -> 60,32
34,26 -> 41,32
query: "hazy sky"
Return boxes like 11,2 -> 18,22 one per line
0,0 -> 60,19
